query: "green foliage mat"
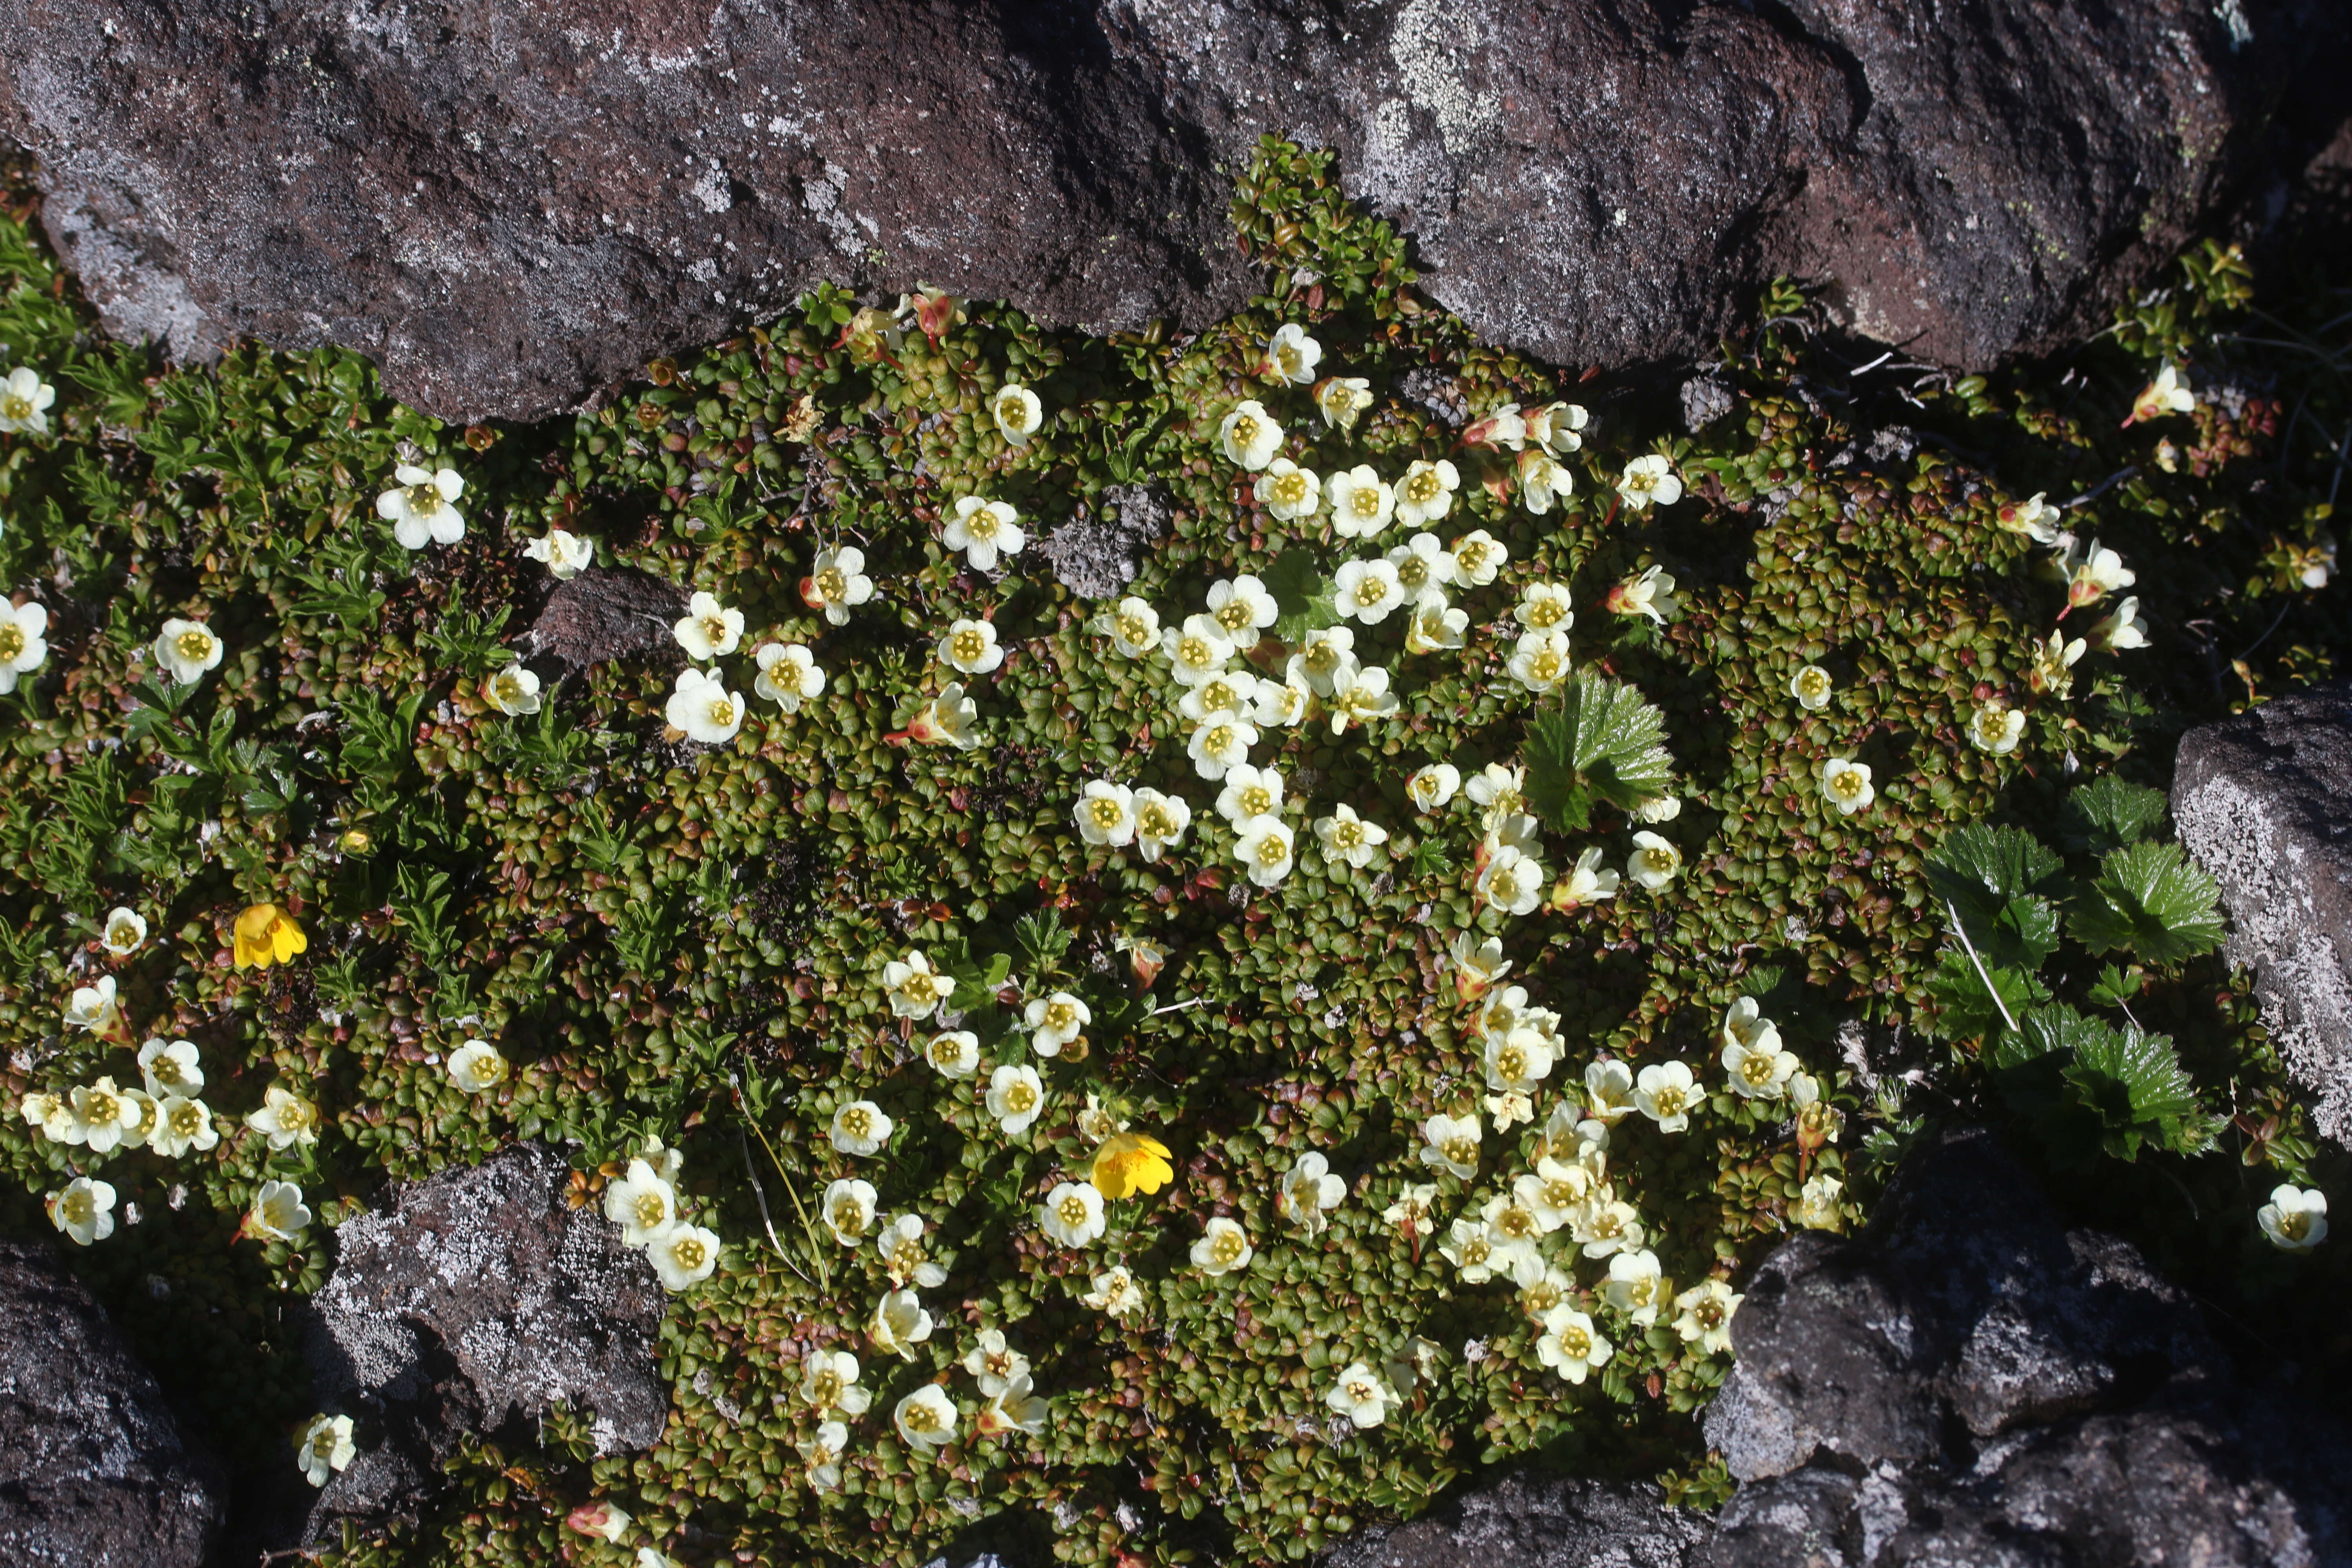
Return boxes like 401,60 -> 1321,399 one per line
0,141 -> 2347,1566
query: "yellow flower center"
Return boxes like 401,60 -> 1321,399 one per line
1355,574 -> 1390,605
168,1104 -> 203,1140
1303,641 -> 1341,677
1740,1055 -> 1779,1087
1830,770 -> 1865,801
840,1108 -> 874,1139
1496,1046 -> 1528,1081
829,1197 -> 864,1231
1116,612 -> 1152,645
903,1400 -> 943,1434
1404,470 -> 1442,505
1229,415 -> 1261,450
60,1191 -> 91,1224
1490,867 -> 1523,902
405,482 -> 443,515
1495,1207 -> 1537,1240
176,630 -> 213,662
1200,678 -> 1242,710
706,696 -> 737,727
928,1038 -> 963,1069
1276,344 -> 1307,378
1346,1377 -> 1377,1402
1057,1194 -> 1090,1227
1590,1209 -> 1626,1238
813,566 -> 847,602
1044,1002 -> 1078,1033
1331,821 -> 1363,851
1543,1178 -> 1581,1209
995,392 -> 1027,426
86,1089 -> 119,1120
1254,832 -> 1289,868
965,508 -> 999,541
951,629 -> 987,664
1525,596 -> 1564,629
1178,635 -> 1214,670
1692,1299 -> 1726,1330
1643,848 -> 1677,873
670,1235 -> 707,1270
1526,650 -> 1563,684
1556,1324 -> 1591,1358
1457,1234 -> 1490,1264
1088,798 -> 1126,831
0,394 -> 30,422
1441,1136 -> 1477,1168
1138,803 -> 1177,839
1209,1230 -> 1247,1266
1797,670 -> 1828,701
1651,1089 -> 1686,1118
897,971 -> 940,1006
1004,1083 -> 1038,1115
1456,541 -> 1489,575
1523,1279 -> 1566,1314
1395,556 -> 1428,593
0,625 -> 22,661
1265,472 -> 1308,508
1347,486 -> 1382,521
699,613 -> 728,644
1203,724 -> 1235,754
629,1192 -> 666,1229
2279,1210 -> 2312,1242
493,673 -> 524,704
809,1370 -> 844,1405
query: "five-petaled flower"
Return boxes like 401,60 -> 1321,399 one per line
945,497 -> 1025,572
1025,991 -> 1091,1056
1327,465 -> 1396,539
1191,1216 -> 1253,1276
1040,1180 -> 1106,1247
2258,1184 -> 2328,1250
155,618 -> 225,685
829,1099 -> 894,1156
1314,804 -> 1389,869
1419,1112 -> 1481,1179
1818,757 -> 1875,815
1607,565 -> 1679,623
802,546 -> 876,625
296,1414 -> 357,1487
524,528 -> 595,578
1266,324 -> 1323,384
0,365 -> 57,435
234,903 -> 307,969
893,1385 -> 959,1454
1790,664 -> 1833,711
1536,1307 -> 1612,1384
665,667 -> 746,744
447,1039 -> 508,1094
1633,1062 -> 1699,1132
1326,1361 -> 1393,1426
1219,399 -> 1284,470
0,598 -> 48,692
1314,376 -> 1373,431
2124,364 -> 2196,426
673,591 -> 745,661
754,642 -> 826,712
986,1064 -> 1047,1136
1092,1131 -> 1175,1199
47,1175 -> 116,1246
1394,459 -> 1461,529
606,1158 -> 683,1246
939,617 -> 1004,676
247,1178 -> 313,1243
1628,831 -> 1682,889
248,1084 -> 321,1149
1616,454 -> 1683,510
992,382 -> 1044,446
1255,459 -> 1321,523
377,464 -> 466,550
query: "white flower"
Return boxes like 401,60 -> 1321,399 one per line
650,1223 -> 722,1291
1449,932 -> 1511,1000
1484,1089 -> 1535,1131
1105,597 -> 1163,659
2127,364 -> 2196,425
2030,629 -> 2088,697
1040,1180 -> 1107,1247
1327,464 -> 1396,539
1394,459 -> 1461,529
1518,1159 -> 1597,1233
1266,323 -> 1323,384
1191,1216 -> 1253,1276
1790,664 -> 1833,711
918,682 -> 984,750
1332,557 -> 1403,624
1076,779 -> 1137,847
1516,450 -> 1574,514
2066,541 -> 2136,609
875,1212 -> 948,1289
149,1095 -> 218,1158
1233,813 -> 1296,886
1722,1027 -> 1798,1103
1628,831 -> 1682,890
47,1176 -> 116,1246
1314,804 -> 1389,869
1616,454 -> 1683,510
1446,530 -> 1507,589
938,617 -> 1004,676
1132,788 -> 1192,862
65,975 -> 120,1034
1571,1194 -> 1644,1259
945,497 -> 1025,572
1996,492 -> 2062,544
992,382 -> 1044,446
1819,757 -> 1875,816
296,1414 -> 357,1487
246,1085 -> 321,1150
1970,701 -> 2026,755
664,667 -> 746,744
1255,675 -> 1310,728
1525,401 -> 1589,456
829,1099 -> 894,1156
1205,574 -> 1281,649
1439,1217 -> 1501,1281
2092,596 -> 2148,652
0,365 -> 57,435
1287,626 -> 1359,697
1215,763 -> 1285,825
154,618 -> 224,686
249,1178 -> 313,1243
1219,399 -> 1283,470
1408,762 -> 1461,813
136,1037 -> 202,1099
570,1503 -> 632,1543
2258,1185 -> 2328,1250
986,1065 -> 1047,1136
672,591 -> 744,661
1549,846 -> 1622,913
754,642 -> 826,712
802,546 -> 876,626
870,1289 -> 936,1359
1419,1112 -> 1481,1179
1083,1264 -> 1147,1318
1387,532 -> 1456,599
822,1178 -> 878,1246
1633,1062 -> 1699,1132
1187,714 -> 1258,780
1586,1060 -> 1639,1123
1177,673 -> 1260,731
800,1421 -> 848,1492
1636,795 -> 1682,824
1025,991 -> 1091,1057
524,528 -> 595,579
1403,592 -> 1470,655
893,1384 -> 959,1454
1327,662 -> 1399,733
801,1348 -> 873,1416
1507,628 -> 1573,694
1477,845 -> 1545,916
1610,565 -> 1679,623
483,662 -> 542,717
1673,1279 -> 1743,1354
1536,1308 -> 1613,1385
0,598 -> 48,692
1326,1361 -> 1393,1427
1315,376 -> 1374,431
962,1327 -> 1033,1396
882,951 -> 956,1020
1484,1025 -> 1556,1095
1602,1248 -> 1670,1326
1791,1173 -> 1844,1231
1277,1151 -> 1347,1233
604,1158 -> 682,1245
1163,613 -> 1236,686
447,1039 -> 508,1094
377,463 -> 466,549
1514,581 -> 1575,635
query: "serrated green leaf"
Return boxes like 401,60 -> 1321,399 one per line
1522,671 -> 1675,833
2060,775 -> 2169,855
1927,824 -> 2065,973
1997,1004 -> 2214,1160
1263,548 -> 1340,643
2067,840 -> 2227,964
1926,950 -> 2050,1043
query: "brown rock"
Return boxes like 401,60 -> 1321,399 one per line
526,566 -> 691,672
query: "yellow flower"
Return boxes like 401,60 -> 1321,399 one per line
1091,1132 -> 1174,1199
233,904 -> 307,970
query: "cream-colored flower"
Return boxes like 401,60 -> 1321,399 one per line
1219,399 -> 1283,470
1449,931 -> 1511,1002
882,951 -> 956,1020
822,1178 -> 878,1246
1332,557 -> 1402,624
802,1348 -> 874,1417
1445,530 -> 1506,589
829,1099 -> 894,1157
1277,1151 -> 1347,1234
1083,1264 -> 1147,1318
2125,363 -> 2196,425
1233,813 -> 1296,887
1327,662 -> 1399,733
992,382 -> 1044,446
447,1039 -> 508,1094
1265,323 -> 1323,385
893,1384 -> 959,1454
0,365 -> 57,435
1387,532 -> 1455,600
1314,804 -> 1389,869
47,1176 -> 116,1246
1394,459 -> 1461,529
939,617 -> 1004,676
1477,845 -> 1545,916
673,591 -> 744,661
1484,1025 -> 1557,1095
1628,831 -> 1682,890
800,1421 -> 848,1492
976,1372 -> 1048,1439
1616,454 -> 1682,510
1484,1089 -> 1535,1133
2065,542 -> 2135,609
1177,669 -> 1259,727
754,642 -> 826,712
1132,788 -> 1191,863
802,546 -> 876,625
1790,664 -> 1833,711
248,1178 -> 313,1243
1525,401 -> 1589,456
2258,1184 -> 2328,1250
1548,846 -> 1622,913
1163,613 -> 1236,687
1075,779 -> 1137,848
1439,1216 -> 1501,1281
2092,596 -> 2147,652
1536,1307 -> 1612,1384
1608,565 -> 1678,623
1996,492 -> 2062,544
1403,593 -> 1469,655
1419,1111 -> 1481,1179
1315,376 -> 1374,432
1507,628 -> 1572,694
1408,762 -> 1461,813
1326,464 -> 1396,539
377,463 -> 465,549
65,975 -> 120,1035
1517,450 -> 1573,514
1722,1029 -> 1798,1103
650,1223 -> 720,1290
1255,674 -> 1310,728
1186,713 -> 1258,781
1040,1180 -> 1107,1247
1791,1173 -> 1845,1231
1519,1159 -> 1597,1233
917,1029 -> 978,1082
1602,1247 -> 1669,1326
1673,1278 -> 1742,1354
1205,573 -> 1280,648
154,618 -> 224,685
568,1503 -> 631,1543
524,527 -> 595,579
870,1288 -> 936,1359
2029,629 -> 2087,697
962,1327 -> 1032,1396
296,1413 -> 357,1487
247,1085 -> 321,1150
1258,454 -> 1320,519
911,681 -> 984,750
1819,757 -> 1875,815
149,1094 -> 219,1158
874,1212 -> 948,1289
1633,1061 -> 1699,1132
0,597 -> 48,693
1970,701 -> 2026,755
605,1159 -> 682,1246
986,1064 -> 1047,1136
1571,1192 -> 1644,1259
945,497 -> 1025,572
1512,583 -> 1573,637
1025,991 -> 1091,1057
1326,1361 -> 1394,1427
1191,1216 -> 1253,1276
1383,1182 -> 1441,1240
481,662 -> 541,718
664,667 -> 746,744
1106,596 -> 1163,660
1215,762 -> 1285,825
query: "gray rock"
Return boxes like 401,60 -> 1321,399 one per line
0,1238 -> 225,1568
304,1142 -> 668,1540
2173,681 -> 2352,1144
1324,1474 -> 1707,1568
1035,483 -> 1172,600
1397,366 -> 1470,430
4,0 -> 2341,420
1681,376 -> 1735,433
525,566 -> 692,673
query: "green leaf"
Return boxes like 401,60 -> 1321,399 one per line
1522,670 -> 1675,834
2060,775 -> 2169,856
390,861 -> 460,966
1262,549 -> 1340,643
2067,840 -> 2227,964
1926,824 -> 2065,973
1014,909 -> 1075,981
1924,950 -> 2049,1042
1996,1004 -> 2215,1160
